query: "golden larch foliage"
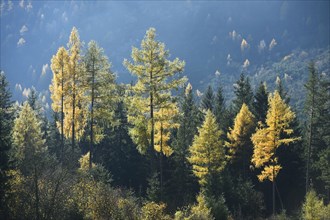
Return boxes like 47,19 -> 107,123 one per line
226,103 -> 255,161
187,110 -> 226,186
251,91 -> 299,182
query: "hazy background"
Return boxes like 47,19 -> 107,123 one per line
1,1 -> 329,112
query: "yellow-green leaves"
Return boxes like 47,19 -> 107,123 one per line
50,47 -> 69,114
84,40 -> 117,144
124,27 -> 186,155
12,102 -> 47,170
50,27 -> 87,145
251,91 -> 299,182
187,110 -> 225,186
226,103 -> 255,161
64,27 -> 87,143
154,101 -> 180,156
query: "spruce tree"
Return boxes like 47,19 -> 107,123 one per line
214,85 -> 228,133
170,83 -> 200,208
27,88 -> 48,143
304,62 -> 319,194
253,82 -> 268,124
0,72 -> 13,218
201,85 -> 214,111
233,73 -> 253,114
314,69 -> 330,195
275,76 -> 290,103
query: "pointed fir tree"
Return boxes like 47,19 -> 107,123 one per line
225,103 -> 255,179
27,88 -> 49,145
47,111 -> 61,158
233,73 -> 253,114
275,76 -> 290,103
187,110 -> 226,187
50,46 -> 69,160
27,88 -> 42,114
201,85 -> 214,111
253,81 -> 268,124
304,61 -> 320,194
83,40 -> 117,169
313,67 -> 330,195
169,83 -> 200,208
251,91 -> 299,216
0,72 -> 13,218
214,84 -> 227,133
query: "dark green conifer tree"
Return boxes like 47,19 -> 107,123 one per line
253,82 -> 268,124
0,72 -> 13,218
201,85 -> 214,112
214,85 -> 228,133
168,83 -> 200,209
233,73 -> 253,114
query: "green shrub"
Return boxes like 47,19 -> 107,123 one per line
141,201 -> 172,220
302,189 -> 330,220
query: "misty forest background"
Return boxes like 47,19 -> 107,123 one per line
1,1 -> 330,220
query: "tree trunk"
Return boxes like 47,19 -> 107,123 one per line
306,78 -> 316,194
150,69 -> 155,173
34,166 -> 40,220
89,61 -> 95,169
272,167 -> 276,217
160,122 -> 163,201
72,72 -> 76,152
61,69 -> 64,162
306,105 -> 314,194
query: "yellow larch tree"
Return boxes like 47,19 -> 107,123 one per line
124,27 -> 186,201
251,90 -> 300,215
64,27 -> 87,150
225,103 -> 255,178
187,110 -> 226,187
123,27 -> 186,155
50,46 -> 69,159
153,98 -> 180,199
